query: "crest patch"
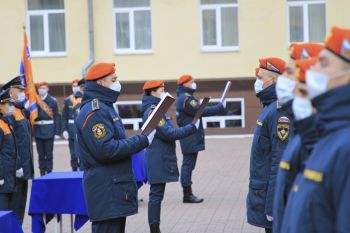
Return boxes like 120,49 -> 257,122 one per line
158,118 -> 165,127
277,123 -> 289,141
92,123 -> 106,139
190,100 -> 198,107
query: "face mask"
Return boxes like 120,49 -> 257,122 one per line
7,105 -> 15,116
191,82 -> 197,90
72,86 -> 80,95
305,70 -> 329,99
276,75 -> 296,105
16,92 -> 26,103
254,78 -> 264,94
292,96 -> 313,120
159,92 -> 167,99
38,88 -> 47,97
109,81 -> 122,92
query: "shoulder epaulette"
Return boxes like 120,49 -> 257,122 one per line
184,93 -> 191,97
150,104 -> 157,110
91,99 -> 100,111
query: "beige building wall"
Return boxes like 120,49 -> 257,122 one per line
0,0 -> 349,85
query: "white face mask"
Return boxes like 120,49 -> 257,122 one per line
38,88 -> 47,97
109,81 -> 122,92
7,105 -> 15,116
72,86 -> 80,95
17,92 -> 26,103
276,75 -> 297,105
254,78 -> 264,94
191,82 -> 197,90
159,91 -> 167,99
292,96 -> 313,120
305,70 -> 329,99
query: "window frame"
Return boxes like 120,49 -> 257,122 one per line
287,0 -> 327,44
112,2 -> 153,55
27,2 -> 67,57
113,100 -> 143,130
201,97 -> 245,128
200,1 -> 240,53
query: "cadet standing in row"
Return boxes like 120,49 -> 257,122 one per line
0,90 -> 18,211
247,58 -> 291,233
75,63 -> 155,233
2,76 -> 34,225
142,80 -> 199,233
62,79 -> 81,171
176,75 -> 225,203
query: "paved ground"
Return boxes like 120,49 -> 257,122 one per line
22,137 -> 267,233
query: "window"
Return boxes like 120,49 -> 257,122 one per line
113,101 -> 143,130
288,0 -> 326,43
27,0 -> 66,56
200,0 -> 239,52
201,98 -> 245,128
113,0 -> 152,54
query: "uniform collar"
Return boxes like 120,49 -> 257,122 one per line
141,95 -> 160,113
256,84 -> 277,107
176,85 -> 195,96
83,81 -> 120,106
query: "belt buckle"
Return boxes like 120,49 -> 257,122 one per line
41,120 -> 45,125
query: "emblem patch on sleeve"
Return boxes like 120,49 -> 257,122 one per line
277,116 -> 290,141
190,100 -> 198,107
158,118 -> 165,127
92,123 -> 106,139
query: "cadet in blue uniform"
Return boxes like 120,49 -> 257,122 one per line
62,79 -> 81,171
75,63 -> 155,233
0,90 -> 19,211
273,53 -> 322,233
176,74 -> 224,203
247,58 -> 291,233
142,80 -> 198,233
34,81 -> 61,176
2,76 -> 34,225
281,26 -> 350,233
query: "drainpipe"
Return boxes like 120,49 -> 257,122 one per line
82,0 -> 95,78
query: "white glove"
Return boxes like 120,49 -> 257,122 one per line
62,131 -> 69,140
266,215 -> 273,222
0,179 -> 4,186
195,120 -> 200,129
147,130 -> 156,145
16,168 -> 24,178
221,100 -> 227,108
55,135 -> 61,140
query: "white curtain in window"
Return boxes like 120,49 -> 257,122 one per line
29,15 -> 45,51
134,10 -> 152,49
114,0 -> 150,8
49,13 -> 66,52
202,9 -> 217,46
201,0 -> 237,4
289,6 -> 304,42
28,0 -> 64,10
221,7 -> 238,46
308,3 -> 326,42
116,13 -> 130,49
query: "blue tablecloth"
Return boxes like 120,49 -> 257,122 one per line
28,172 -> 89,233
0,211 -> 24,233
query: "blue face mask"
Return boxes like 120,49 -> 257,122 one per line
7,105 -> 15,116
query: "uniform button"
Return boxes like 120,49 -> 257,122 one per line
113,178 -> 117,183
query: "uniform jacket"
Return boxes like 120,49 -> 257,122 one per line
281,83 -> 350,233
75,81 -> 149,222
141,95 -> 196,184
0,116 -> 18,193
62,94 -> 77,138
247,84 -> 293,228
176,85 -> 224,154
33,95 -> 61,139
72,92 -> 83,169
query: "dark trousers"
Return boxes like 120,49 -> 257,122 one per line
68,137 -> 78,171
92,217 -> 126,233
10,180 -> 28,225
36,138 -> 54,172
265,228 -> 272,233
0,193 -> 14,210
180,152 -> 198,187
148,183 -> 166,225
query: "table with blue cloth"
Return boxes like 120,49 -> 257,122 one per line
0,211 -> 24,233
28,171 -> 89,233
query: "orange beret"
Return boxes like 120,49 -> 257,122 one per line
255,68 -> 259,77
72,79 -> 79,85
143,80 -> 165,91
177,75 -> 193,85
36,81 -> 47,88
295,57 -> 318,82
259,57 -> 286,75
85,63 -> 116,81
289,43 -> 323,60
325,26 -> 350,63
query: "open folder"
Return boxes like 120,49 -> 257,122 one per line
141,93 -> 175,136
192,97 -> 210,124
220,81 -> 232,103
